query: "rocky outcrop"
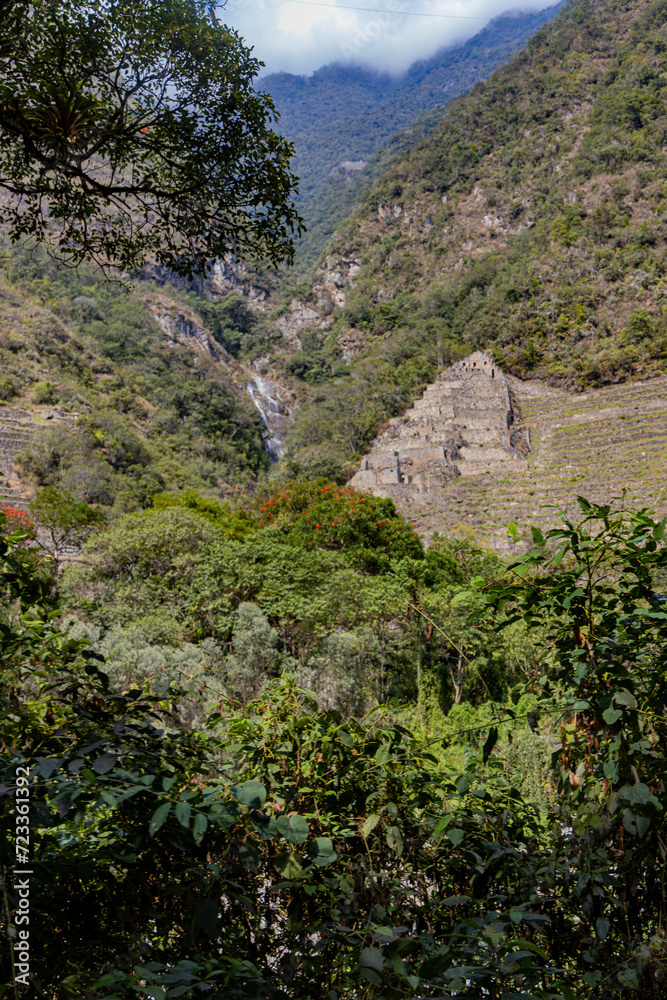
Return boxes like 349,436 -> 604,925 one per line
147,296 -> 229,362
207,258 -> 269,305
313,255 -> 361,309
350,352 -> 528,500
276,298 -> 322,348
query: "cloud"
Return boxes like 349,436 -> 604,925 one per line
221,0 -> 555,76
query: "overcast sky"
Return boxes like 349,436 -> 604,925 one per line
221,0 -> 555,76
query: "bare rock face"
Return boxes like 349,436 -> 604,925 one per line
313,255 -> 361,309
147,296 -> 228,362
350,352 -> 528,500
276,298 -> 322,349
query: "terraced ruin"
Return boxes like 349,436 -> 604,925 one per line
350,351 -> 529,496
350,357 -> 667,550
0,407 -> 77,512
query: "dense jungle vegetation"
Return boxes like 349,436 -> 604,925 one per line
0,243 -> 276,505
2,495 -> 667,998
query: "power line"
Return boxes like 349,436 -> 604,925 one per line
280,0 -> 489,19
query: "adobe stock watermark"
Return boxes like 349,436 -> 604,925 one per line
9,765 -> 32,991
339,0 -> 409,60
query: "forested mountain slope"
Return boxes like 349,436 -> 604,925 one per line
279,0 -> 667,480
263,3 -> 564,196
0,246 -> 279,513
263,3 -> 564,259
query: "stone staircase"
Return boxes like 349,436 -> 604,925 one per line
0,408 -> 38,509
0,406 -> 78,514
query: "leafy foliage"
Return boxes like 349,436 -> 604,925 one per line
3,497 -> 667,997
0,0 -> 301,275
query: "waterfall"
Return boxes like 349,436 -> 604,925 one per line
246,376 -> 287,461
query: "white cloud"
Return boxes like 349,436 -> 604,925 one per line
221,0 -> 556,76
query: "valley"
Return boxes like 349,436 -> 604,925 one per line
3,3 -> 667,998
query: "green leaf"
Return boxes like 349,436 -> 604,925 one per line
603,707 -> 622,725
362,813 -> 381,838
277,813 -> 309,844
92,753 -> 116,775
374,746 -> 392,765
510,939 -> 548,960
621,782 -> 651,805
572,700 -> 590,711
274,851 -> 306,879
531,526 -> 545,545
618,967 -> 639,989
447,828 -> 464,846
385,825 -> 404,856
433,817 -> 448,838
595,916 -> 610,941
507,522 -> 518,538
148,802 -> 170,837
613,689 -> 637,709
192,812 -> 208,845
450,590 -> 473,606
623,808 -> 650,838
175,800 -> 191,828
232,780 -> 266,808
310,837 -> 337,866
482,726 -> 498,764
359,946 -> 384,972
35,757 -> 63,778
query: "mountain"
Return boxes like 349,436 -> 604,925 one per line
263,4 -> 565,198
275,0 -> 667,485
0,244 -> 294,515
262,3 -> 565,262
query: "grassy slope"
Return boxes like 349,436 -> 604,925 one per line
280,0 -> 667,479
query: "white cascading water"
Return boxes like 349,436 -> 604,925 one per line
246,376 -> 286,461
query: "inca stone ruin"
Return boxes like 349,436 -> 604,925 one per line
350,352 -> 529,501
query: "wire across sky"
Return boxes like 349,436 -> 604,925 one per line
279,0 -> 489,19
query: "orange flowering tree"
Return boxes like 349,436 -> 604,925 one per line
255,479 -> 423,573
0,504 -> 36,542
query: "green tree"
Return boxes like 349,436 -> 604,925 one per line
29,485 -> 105,572
222,602 -> 282,702
480,497 -> 667,995
0,0 -> 301,276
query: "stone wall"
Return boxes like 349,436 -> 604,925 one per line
349,351 -> 528,501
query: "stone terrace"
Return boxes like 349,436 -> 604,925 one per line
350,351 -> 529,504
0,406 -> 77,511
350,362 -> 667,551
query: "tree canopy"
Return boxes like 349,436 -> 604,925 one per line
0,0 -> 302,276
2,497 -> 667,998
